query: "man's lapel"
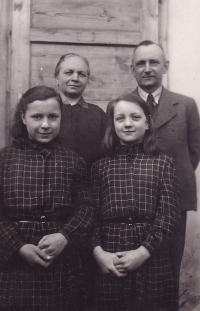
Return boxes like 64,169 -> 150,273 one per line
154,87 -> 177,128
131,87 -> 177,129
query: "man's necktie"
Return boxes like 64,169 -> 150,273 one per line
147,93 -> 155,114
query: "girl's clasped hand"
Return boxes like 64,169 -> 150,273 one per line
92,94 -> 180,310
19,233 -> 68,268
0,86 -> 94,310
93,246 -> 150,277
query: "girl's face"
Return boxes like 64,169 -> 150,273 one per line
21,98 -> 61,144
114,100 -> 149,145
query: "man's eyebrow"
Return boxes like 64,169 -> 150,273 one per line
149,59 -> 160,62
135,60 -> 145,65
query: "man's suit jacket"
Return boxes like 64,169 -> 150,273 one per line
131,87 -> 200,212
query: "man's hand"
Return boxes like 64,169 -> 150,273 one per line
93,246 -> 127,278
37,233 -> 68,258
114,246 -> 150,273
18,244 -> 53,268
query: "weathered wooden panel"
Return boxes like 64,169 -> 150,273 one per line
30,28 -> 142,45
31,0 -> 140,31
159,0 -> 168,88
0,0 -> 12,147
10,0 -> 31,114
30,0 -> 158,45
9,0 -> 159,116
31,43 -> 136,110
141,0 -> 158,42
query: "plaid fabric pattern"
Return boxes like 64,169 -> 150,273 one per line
0,139 -> 95,310
91,144 -> 180,311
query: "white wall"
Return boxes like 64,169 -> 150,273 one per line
168,1 -> 200,309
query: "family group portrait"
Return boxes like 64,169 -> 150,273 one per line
0,0 -> 200,310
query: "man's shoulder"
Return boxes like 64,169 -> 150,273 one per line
161,88 -> 195,104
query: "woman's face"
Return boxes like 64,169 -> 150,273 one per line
21,98 -> 61,144
56,56 -> 89,98
114,100 -> 149,145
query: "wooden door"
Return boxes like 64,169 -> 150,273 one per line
10,0 -> 159,113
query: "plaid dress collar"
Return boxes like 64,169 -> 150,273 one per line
117,143 -> 144,160
13,138 -> 58,157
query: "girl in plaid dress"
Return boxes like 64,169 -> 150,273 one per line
0,86 -> 94,311
92,94 -> 180,311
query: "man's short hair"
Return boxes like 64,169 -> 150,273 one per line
133,40 -> 166,62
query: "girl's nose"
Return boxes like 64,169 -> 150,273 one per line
124,118 -> 132,127
41,120 -> 50,128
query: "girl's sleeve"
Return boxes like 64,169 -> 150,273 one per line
0,153 -> 24,263
59,155 -> 96,242
141,157 -> 180,254
91,162 -> 102,249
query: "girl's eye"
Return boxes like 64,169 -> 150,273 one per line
132,115 -> 140,120
32,115 -> 42,120
115,117 -> 124,121
64,71 -> 72,75
49,115 -> 58,121
79,73 -> 86,77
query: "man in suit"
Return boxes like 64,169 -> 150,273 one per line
113,40 -> 200,300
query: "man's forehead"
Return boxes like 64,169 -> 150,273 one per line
133,44 -> 164,62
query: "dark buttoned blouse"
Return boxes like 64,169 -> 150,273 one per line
91,144 -> 180,311
0,139 -> 94,309
59,97 -> 107,168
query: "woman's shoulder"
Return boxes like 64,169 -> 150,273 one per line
87,102 -> 106,116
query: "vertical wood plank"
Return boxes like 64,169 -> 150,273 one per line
10,0 -> 31,115
0,0 -> 12,147
141,0 -> 159,43
159,0 -> 169,88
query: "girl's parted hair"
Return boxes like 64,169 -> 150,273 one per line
11,86 -> 62,140
103,94 -> 159,155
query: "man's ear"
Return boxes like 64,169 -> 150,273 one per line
163,61 -> 169,74
130,64 -> 136,77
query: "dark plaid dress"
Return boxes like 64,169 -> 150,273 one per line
0,139 -> 95,311
91,144 -> 180,311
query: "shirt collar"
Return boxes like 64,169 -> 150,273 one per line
138,86 -> 163,105
62,96 -> 89,109
76,97 -> 89,109
118,143 -> 144,160
13,138 -> 57,157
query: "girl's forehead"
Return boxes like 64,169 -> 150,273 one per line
26,98 -> 61,112
114,100 -> 143,114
